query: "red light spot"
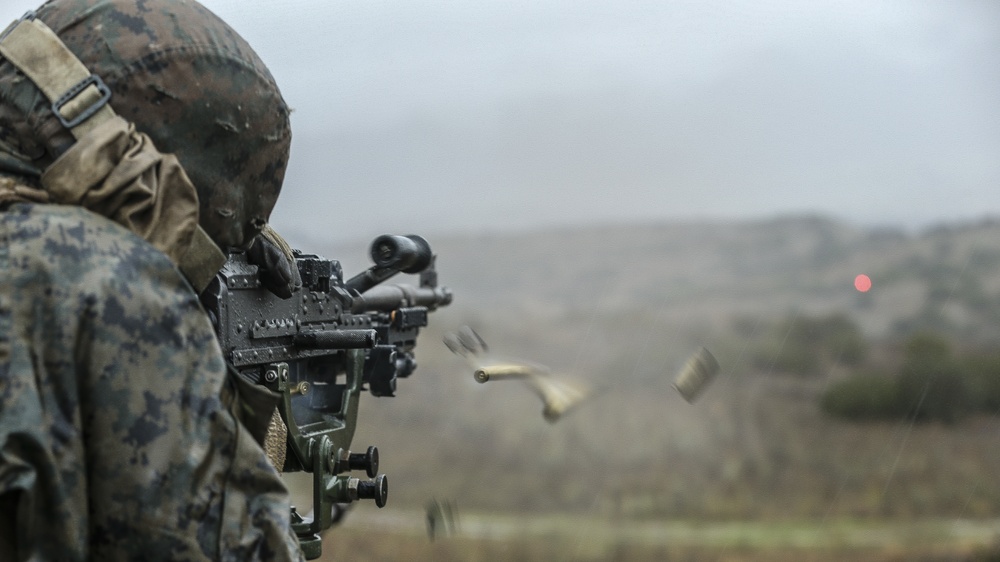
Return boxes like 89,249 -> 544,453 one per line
854,274 -> 872,292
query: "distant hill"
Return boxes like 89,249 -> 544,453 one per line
322,213 -> 1000,343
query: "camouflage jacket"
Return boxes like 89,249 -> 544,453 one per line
0,203 -> 304,561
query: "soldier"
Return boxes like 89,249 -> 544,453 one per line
0,0 -> 304,559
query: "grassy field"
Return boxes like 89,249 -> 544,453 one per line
318,510 -> 1000,561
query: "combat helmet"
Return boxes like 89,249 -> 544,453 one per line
0,0 -> 292,253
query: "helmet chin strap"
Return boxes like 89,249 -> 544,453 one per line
0,11 -> 225,292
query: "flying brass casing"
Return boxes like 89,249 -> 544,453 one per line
672,347 -> 720,403
473,364 -> 533,383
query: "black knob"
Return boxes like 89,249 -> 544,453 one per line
370,235 -> 432,273
357,474 -> 388,508
349,446 -> 379,478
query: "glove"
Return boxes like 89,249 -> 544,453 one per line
246,226 -> 302,299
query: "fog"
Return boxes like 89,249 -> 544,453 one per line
2,0 -> 999,247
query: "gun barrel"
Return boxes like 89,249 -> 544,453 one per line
350,284 -> 452,313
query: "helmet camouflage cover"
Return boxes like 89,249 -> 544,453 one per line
0,0 -> 292,250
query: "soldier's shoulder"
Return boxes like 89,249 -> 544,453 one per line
4,204 -> 186,290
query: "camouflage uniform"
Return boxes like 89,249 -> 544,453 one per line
0,0 -> 303,559
0,202 -> 304,560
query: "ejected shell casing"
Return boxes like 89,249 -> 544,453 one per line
474,364 -> 533,383
672,347 -> 720,403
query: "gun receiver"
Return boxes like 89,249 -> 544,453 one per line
200,234 -> 451,560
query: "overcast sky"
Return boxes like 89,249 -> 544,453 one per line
3,0 -> 999,245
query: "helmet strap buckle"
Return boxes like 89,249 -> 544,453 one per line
53,73 -> 112,129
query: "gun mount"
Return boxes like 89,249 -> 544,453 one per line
201,234 -> 451,559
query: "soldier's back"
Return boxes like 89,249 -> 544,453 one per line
0,204 -> 301,561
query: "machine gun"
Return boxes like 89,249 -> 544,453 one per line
200,234 -> 452,560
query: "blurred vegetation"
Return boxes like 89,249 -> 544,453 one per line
820,370 -> 904,420
897,333 -> 970,423
963,353 -> 1000,414
741,313 -> 868,376
821,331 -> 1000,424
